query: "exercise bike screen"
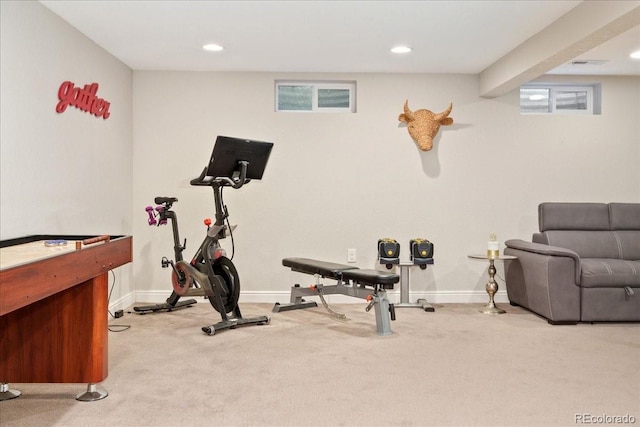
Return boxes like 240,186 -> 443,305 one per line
207,136 -> 274,180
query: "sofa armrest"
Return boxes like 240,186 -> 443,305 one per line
504,239 -> 582,322
505,239 -> 581,284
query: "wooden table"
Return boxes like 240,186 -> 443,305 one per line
0,235 -> 132,401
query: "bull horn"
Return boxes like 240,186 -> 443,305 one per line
403,100 -> 415,120
434,102 -> 453,121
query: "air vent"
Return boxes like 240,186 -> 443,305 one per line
570,60 -> 608,66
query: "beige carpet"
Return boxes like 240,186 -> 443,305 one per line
2,301 -> 639,427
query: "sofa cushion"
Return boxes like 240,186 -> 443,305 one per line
609,203 -> 640,230
614,230 -> 640,261
539,203 -> 609,232
580,258 -> 640,287
543,230 -> 622,259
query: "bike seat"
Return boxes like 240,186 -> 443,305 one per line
154,196 -> 178,205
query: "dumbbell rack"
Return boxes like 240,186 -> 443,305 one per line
394,260 -> 435,312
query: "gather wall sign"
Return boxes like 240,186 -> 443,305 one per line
56,81 -> 111,119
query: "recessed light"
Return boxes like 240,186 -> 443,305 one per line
391,46 -> 411,54
203,43 -> 224,52
630,50 -> 640,59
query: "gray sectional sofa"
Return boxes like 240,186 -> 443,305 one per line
504,202 -> 640,324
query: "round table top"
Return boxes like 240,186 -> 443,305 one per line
468,254 -> 517,261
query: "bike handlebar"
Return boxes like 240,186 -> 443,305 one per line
190,161 -> 249,190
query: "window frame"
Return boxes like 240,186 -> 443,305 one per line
275,80 -> 356,113
520,83 -> 596,115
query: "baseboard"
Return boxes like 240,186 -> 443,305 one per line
107,291 -> 137,313
244,290 -> 509,304
117,289 -> 508,311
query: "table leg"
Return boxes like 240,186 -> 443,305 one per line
480,259 -> 505,314
0,383 -> 21,401
76,383 -> 108,402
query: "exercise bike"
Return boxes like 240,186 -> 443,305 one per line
134,136 -> 274,335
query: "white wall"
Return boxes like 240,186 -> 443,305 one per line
132,71 -> 640,303
2,1 -> 638,307
0,1 -> 134,302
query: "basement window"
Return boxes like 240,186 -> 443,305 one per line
520,84 -> 601,115
275,80 -> 356,113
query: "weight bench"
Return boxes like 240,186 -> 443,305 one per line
273,257 -> 399,335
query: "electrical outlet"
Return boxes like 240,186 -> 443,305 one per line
347,248 -> 357,263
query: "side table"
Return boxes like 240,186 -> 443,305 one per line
468,254 -> 517,314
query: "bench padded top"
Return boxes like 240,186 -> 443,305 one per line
282,258 -> 399,286
283,257 -> 357,278
341,268 -> 399,286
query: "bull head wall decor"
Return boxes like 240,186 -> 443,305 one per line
398,100 -> 453,151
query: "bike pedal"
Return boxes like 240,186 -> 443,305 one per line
161,256 -> 170,268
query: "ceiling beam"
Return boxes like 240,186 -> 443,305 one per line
479,1 -> 640,98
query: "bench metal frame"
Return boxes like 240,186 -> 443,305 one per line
273,258 -> 398,335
